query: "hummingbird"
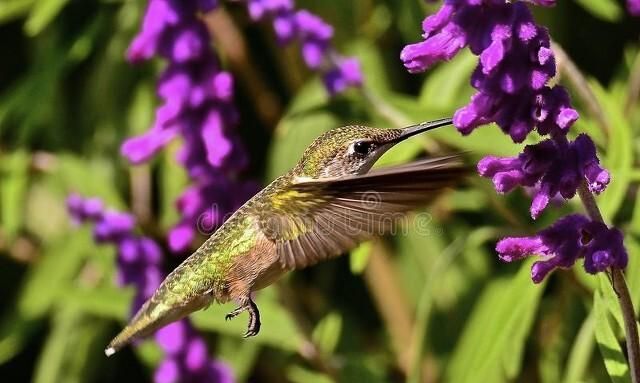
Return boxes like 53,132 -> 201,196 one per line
104,118 -> 467,356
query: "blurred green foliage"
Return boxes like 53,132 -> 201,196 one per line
1,0 -> 640,382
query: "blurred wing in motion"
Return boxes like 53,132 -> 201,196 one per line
258,155 -> 469,269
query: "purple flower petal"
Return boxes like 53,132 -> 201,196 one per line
121,127 -> 178,164
185,338 -> 208,372
201,110 -> 233,168
400,23 -> 466,73
496,236 -> 547,262
207,360 -> 235,383
156,321 -> 187,355
154,358 -> 180,383
629,0 -> 640,16
168,224 -> 195,252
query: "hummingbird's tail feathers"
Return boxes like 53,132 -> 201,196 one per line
104,299 -> 190,357
105,300 -> 158,356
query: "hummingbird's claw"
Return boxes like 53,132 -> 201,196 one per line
243,298 -> 261,338
225,296 -> 261,337
225,306 -> 244,321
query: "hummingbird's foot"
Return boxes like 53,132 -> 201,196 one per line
243,298 -> 261,338
225,306 -> 245,321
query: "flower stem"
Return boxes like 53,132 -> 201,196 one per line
576,182 -> 604,222
577,182 -> 640,383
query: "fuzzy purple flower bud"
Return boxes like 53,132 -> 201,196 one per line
93,211 -> 136,243
478,134 -> 610,218
323,57 -> 363,96
497,214 -> 627,283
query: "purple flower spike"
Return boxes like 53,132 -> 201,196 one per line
323,57 -> 363,95
497,214 -> 627,283
403,0 -> 576,142
241,1 -> 362,94
478,135 -> 610,218
93,211 -> 136,242
66,195 -> 233,382
628,0 -> 640,16
403,0 -> 626,284
124,0 -> 258,252
154,319 -> 234,383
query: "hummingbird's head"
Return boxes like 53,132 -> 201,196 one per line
294,118 -> 452,178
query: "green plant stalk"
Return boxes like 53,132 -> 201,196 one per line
577,182 -> 640,383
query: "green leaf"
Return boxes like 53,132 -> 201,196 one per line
218,337 -> 261,382
160,142 -> 188,228
0,150 -> 29,241
349,241 -> 372,274
348,40 -> 392,95
445,261 -> 545,383
55,154 -> 123,209
287,365 -> 334,383
625,236 -> 640,308
60,285 -> 131,321
563,313 -> 596,383
598,274 -> 627,333
340,356 -> 388,383
574,0 -> 622,23
33,307 -> 109,383
592,80 -> 633,220
0,232 -> 91,363
0,0 -> 35,24
594,290 -> 630,383
311,311 -> 343,355
24,0 -> 70,36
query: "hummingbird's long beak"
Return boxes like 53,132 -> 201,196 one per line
394,117 -> 452,143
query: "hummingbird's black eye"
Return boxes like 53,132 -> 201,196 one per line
352,141 -> 373,156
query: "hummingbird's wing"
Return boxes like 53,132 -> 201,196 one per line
259,155 -> 468,270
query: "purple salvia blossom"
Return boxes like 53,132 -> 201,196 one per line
66,194 -> 162,311
401,0 -> 600,213
155,321 -> 234,383
401,1 -> 624,282
66,194 -> 234,383
400,0 -> 578,142
245,0 -> 363,95
497,214 -> 627,283
628,0 -> 640,16
124,0 -> 361,252
123,0 -> 256,252
477,134 -> 610,218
